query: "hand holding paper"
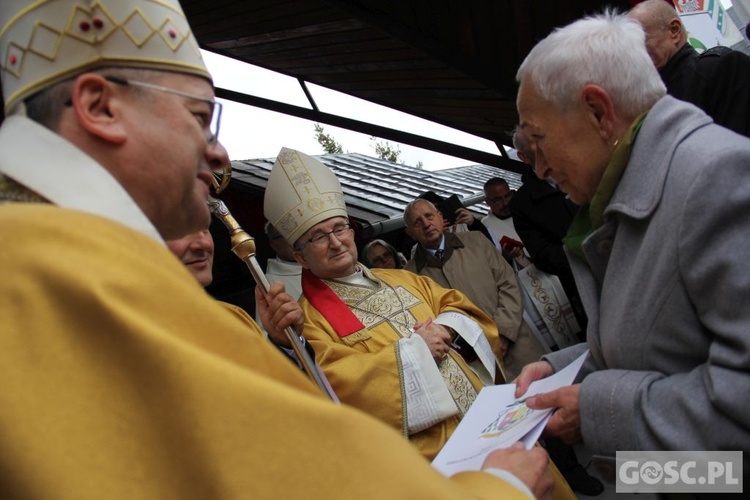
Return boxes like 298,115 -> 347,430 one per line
431,351 -> 589,477
514,361 -> 555,398
516,360 -> 583,444
526,384 -> 583,445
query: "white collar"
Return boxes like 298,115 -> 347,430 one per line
0,115 -> 163,243
425,234 -> 445,256
267,257 -> 302,275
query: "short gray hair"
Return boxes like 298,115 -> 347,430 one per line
403,198 -> 436,226
25,67 -> 160,131
24,78 -> 74,130
516,10 -> 665,118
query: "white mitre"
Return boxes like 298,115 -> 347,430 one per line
0,0 -> 210,114
264,148 -> 348,246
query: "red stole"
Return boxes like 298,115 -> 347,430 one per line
301,269 -> 365,337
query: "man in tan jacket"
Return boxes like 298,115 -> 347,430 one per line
404,198 -> 546,381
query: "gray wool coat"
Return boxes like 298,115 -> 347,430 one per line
545,96 -> 750,456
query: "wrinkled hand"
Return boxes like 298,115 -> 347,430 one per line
527,385 -> 583,445
255,282 -> 304,347
413,318 -> 452,363
454,207 -> 475,226
482,443 -> 553,500
514,361 -> 554,398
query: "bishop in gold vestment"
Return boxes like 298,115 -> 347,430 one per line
0,203 -> 527,499
300,265 -> 504,461
263,148 -> 573,500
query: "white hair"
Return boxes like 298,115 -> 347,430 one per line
516,10 -> 666,117
403,198 -> 437,226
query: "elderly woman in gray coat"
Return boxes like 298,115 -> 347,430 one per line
514,10 -> 750,463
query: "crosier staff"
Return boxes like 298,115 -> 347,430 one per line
207,196 -> 338,401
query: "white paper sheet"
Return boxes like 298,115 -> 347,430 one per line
432,350 -> 589,476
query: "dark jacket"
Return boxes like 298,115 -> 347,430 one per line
660,43 -> 750,137
509,171 -> 577,278
509,170 -> 586,331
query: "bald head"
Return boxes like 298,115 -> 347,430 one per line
629,0 -> 687,69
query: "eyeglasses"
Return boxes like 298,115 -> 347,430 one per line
486,193 -> 512,204
302,223 -> 354,249
104,76 -> 223,146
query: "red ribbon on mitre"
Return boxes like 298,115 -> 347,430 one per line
301,268 -> 365,337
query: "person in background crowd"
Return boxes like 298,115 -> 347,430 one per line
167,228 -> 215,287
418,190 -> 493,240
263,221 -> 304,299
363,239 -> 407,269
481,177 -> 531,269
255,221 -> 304,337
629,0 -> 750,137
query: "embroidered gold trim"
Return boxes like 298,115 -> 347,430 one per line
0,174 -> 48,203
340,328 -> 371,347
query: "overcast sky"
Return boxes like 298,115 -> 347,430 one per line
202,51 -> 504,171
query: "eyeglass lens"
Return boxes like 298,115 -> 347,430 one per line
310,225 -> 351,246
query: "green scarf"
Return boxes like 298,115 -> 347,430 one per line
563,112 -> 648,262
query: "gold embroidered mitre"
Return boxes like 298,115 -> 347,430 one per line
1,0 -> 210,114
264,148 -> 348,246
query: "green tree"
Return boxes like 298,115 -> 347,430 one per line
314,123 -> 343,154
314,125 -> 422,166
370,136 -> 401,163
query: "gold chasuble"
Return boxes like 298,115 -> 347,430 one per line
299,266 -> 503,460
300,267 -> 576,500
0,204 -> 534,499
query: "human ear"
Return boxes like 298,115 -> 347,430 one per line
581,84 -> 616,142
69,73 -> 128,144
293,250 -> 311,269
668,18 -> 683,42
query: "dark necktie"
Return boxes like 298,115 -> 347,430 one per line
434,249 -> 444,261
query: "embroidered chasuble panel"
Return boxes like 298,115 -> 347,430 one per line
323,278 -> 480,417
324,280 -> 420,338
